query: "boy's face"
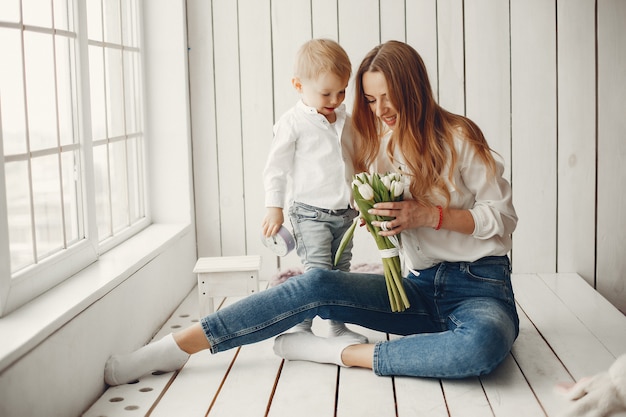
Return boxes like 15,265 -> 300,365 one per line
293,72 -> 348,121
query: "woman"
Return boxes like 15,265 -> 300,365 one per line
104,40 -> 518,386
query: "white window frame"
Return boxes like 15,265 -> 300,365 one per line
0,0 -> 149,316
0,0 -> 194,376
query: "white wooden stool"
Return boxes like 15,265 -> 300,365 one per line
193,255 -> 261,316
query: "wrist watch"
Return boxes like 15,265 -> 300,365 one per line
261,225 -> 296,256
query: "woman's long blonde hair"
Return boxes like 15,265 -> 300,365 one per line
352,41 -> 496,206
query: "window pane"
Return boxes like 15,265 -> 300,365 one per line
61,150 -> 82,245
86,0 -> 103,41
22,0 -> 52,28
88,0 -> 146,248
124,50 -> 140,133
0,0 -> 21,23
109,140 -> 128,233
2,6 -> 83,279
126,136 -> 144,222
105,48 -> 124,138
103,0 -> 121,44
0,28 -> 27,155
24,31 -> 57,151
5,160 -> 34,272
121,0 -> 138,47
53,0 -> 73,31
93,143 -> 111,240
56,35 -> 78,147
89,45 -> 107,140
31,154 -> 64,258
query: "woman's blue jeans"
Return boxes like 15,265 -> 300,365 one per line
200,255 -> 519,379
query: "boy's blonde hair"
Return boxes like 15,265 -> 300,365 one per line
294,38 -> 351,82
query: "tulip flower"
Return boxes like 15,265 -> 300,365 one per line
391,180 -> 403,198
335,172 -> 410,312
357,183 -> 375,201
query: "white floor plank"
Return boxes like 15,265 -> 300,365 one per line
513,273 -> 617,378
337,366 -> 395,417
480,354 -> 547,417
394,375 -> 449,417
82,372 -> 179,417
267,360 -> 338,417
82,287 -> 201,417
148,294 -> 245,417
511,307 -> 572,417
336,326 -> 395,417
207,338 -> 283,416
149,349 -> 238,417
267,318 -> 338,417
442,378 -> 494,417
538,272 -> 626,357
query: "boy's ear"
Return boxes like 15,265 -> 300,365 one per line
292,77 -> 302,92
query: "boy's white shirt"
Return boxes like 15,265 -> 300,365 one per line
264,100 -> 354,210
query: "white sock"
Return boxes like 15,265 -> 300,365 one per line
289,318 -> 313,334
273,332 -> 363,367
104,333 -> 190,386
329,320 -> 368,343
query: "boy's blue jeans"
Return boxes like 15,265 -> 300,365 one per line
200,255 -> 519,378
288,201 -> 358,272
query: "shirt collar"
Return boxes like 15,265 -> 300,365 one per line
296,100 -> 346,117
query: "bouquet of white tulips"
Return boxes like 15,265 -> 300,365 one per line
335,172 -> 410,312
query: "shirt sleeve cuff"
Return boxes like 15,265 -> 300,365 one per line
265,194 -> 285,208
470,205 -> 504,239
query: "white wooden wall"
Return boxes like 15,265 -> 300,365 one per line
186,0 -> 626,313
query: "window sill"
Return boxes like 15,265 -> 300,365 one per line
0,223 -> 192,372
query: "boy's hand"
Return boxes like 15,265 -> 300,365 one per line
262,207 -> 284,237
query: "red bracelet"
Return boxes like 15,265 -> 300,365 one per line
434,206 -> 443,230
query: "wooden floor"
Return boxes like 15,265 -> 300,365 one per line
84,273 -> 626,417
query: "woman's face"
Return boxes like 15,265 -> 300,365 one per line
362,71 -> 398,129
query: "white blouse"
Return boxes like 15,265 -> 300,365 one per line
373,131 -> 518,270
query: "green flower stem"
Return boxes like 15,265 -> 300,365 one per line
389,257 -> 410,310
371,222 -> 409,312
334,218 -> 357,266
387,260 -> 402,311
343,175 -> 411,312
382,260 -> 397,311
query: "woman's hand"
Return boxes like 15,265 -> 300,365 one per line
369,200 -> 475,236
369,200 -> 436,236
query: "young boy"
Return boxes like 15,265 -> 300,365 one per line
262,39 -> 366,343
